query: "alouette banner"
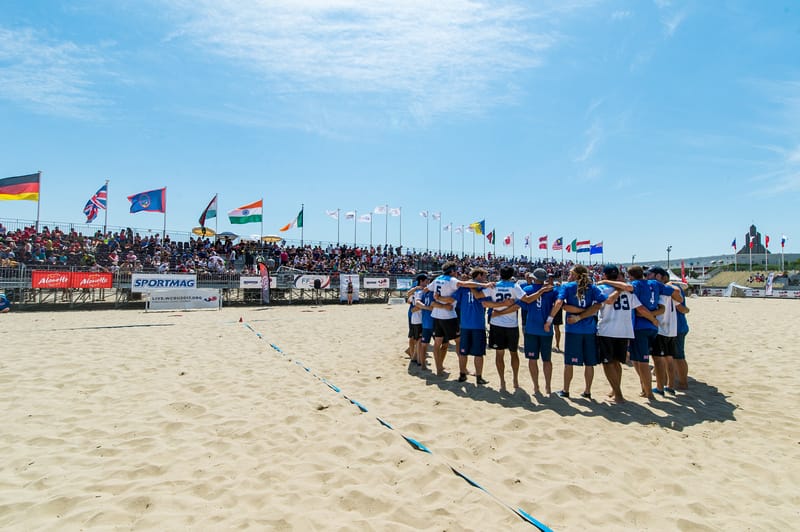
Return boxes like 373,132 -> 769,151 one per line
32,271 -> 113,289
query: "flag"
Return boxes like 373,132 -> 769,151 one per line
538,235 -> 548,250
487,230 -> 495,244
279,208 -> 304,232
128,188 -> 166,213
358,213 -> 372,223
567,238 -> 578,252
0,173 -> 40,201
576,240 -> 591,253
198,194 -> 217,228
765,235 -> 770,249
325,209 -> 339,219
782,235 -> 787,248
552,237 -> 563,251
590,241 -> 604,255
443,223 -> 452,232
454,225 -> 463,234
374,205 -> 387,215
466,225 -> 475,234
83,183 -> 108,223
419,210 -> 429,218
748,234 -> 753,249
432,212 -> 441,221
469,220 -> 485,235
228,199 -> 262,224
523,234 -> 531,248
681,260 -> 687,283
345,211 -> 356,220
731,238 -> 736,250
503,233 -> 512,246
388,207 -> 401,217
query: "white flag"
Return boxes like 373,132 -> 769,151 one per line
358,213 -> 372,223
419,210 -> 428,218
345,211 -> 356,220
432,212 -> 441,221
373,205 -> 387,215
454,226 -> 463,234
443,223 -> 452,232
523,233 -> 531,248
389,207 -> 401,217
325,209 -> 339,220
466,225 -> 475,234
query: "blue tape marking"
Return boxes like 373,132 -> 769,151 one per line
402,435 -> 432,454
450,467 -> 486,491
324,381 -> 341,393
256,333 -> 262,338
377,417 -> 393,429
516,508 -> 553,532
304,366 -> 311,372
346,398 -> 368,412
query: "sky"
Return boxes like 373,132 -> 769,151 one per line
0,0 -> 798,263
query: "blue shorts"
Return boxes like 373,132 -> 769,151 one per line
631,329 -> 656,363
421,328 -> 433,344
564,333 -> 597,366
674,333 -> 687,360
459,328 -> 486,356
524,333 -> 553,362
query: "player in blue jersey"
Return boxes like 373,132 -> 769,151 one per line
0,292 -> 10,313
453,268 -> 491,384
555,264 -> 608,399
673,285 -> 691,390
515,268 -> 562,395
627,265 -> 665,400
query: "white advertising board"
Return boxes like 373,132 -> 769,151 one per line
132,273 -> 197,293
240,276 -> 277,289
146,289 -> 221,311
363,277 -> 390,289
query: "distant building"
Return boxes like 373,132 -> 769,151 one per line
737,224 -> 769,255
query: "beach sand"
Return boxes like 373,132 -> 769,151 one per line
1,297 -> 798,530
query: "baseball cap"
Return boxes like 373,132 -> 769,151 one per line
416,273 -> 428,282
532,268 -> 548,282
603,264 -> 620,278
647,266 -> 669,277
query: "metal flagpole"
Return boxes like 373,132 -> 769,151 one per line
163,187 -> 168,244
103,179 -> 110,235
426,214 -> 429,252
369,214 -> 373,248
337,208 -> 340,245
301,203 -> 304,247
384,204 -> 388,249
512,232 -> 515,260
260,197 -> 264,242
399,208 -> 403,248
214,192 -> 218,240
36,171 -> 42,232
749,235 -> 752,271
353,209 -> 357,248
450,223 -> 453,255
438,216 -> 442,255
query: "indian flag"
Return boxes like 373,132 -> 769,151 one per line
228,199 -> 263,224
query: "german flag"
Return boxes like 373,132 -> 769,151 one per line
0,173 -> 40,201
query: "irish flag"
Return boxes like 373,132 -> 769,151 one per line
228,199 -> 263,224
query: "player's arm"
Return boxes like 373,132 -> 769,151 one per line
603,289 -> 622,306
492,303 -> 520,316
519,284 -> 553,303
676,302 -> 690,314
596,279 -> 633,292
565,302 -> 602,324
635,305 -> 659,326
543,299 -> 563,332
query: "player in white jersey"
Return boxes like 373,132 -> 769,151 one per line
482,265 -> 526,391
647,267 -> 683,396
429,261 -> 493,377
594,265 -> 654,404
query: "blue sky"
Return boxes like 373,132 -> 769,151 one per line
1,0 -> 797,262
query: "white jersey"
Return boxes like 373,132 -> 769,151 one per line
656,289 -> 679,337
485,280 -> 526,327
597,286 -> 641,339
428,275 -> 460,319
409,292 -> 422,325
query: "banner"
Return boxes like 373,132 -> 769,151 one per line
395,278 -> 413,290
339,274 -> 360,302
32,271 -> 114,289
71,272 -> 113,289
31,271 -> 71,289
765,272 -> 775,296
146,289 -> 221,311
240,276 -> 277,289
293,275 -> 331,290
363,277 -> 390,289
131,273 -> 197,293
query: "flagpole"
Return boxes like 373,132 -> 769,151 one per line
214,192 -> 219,241
103,179 -> 110,235
354,209 -> 357,248
450,222 -> 453,255
749,237 -> 752,271
438,216 -> 441,256
163,187 -> 168,243
369,214 -> 373,248
301,203 -> 304,247
384,204 -> 388,250
36,170 -> 42,232
426,214 -> 429,253
472,231 -> 475,256
260,197 -> 264,242
337,208 -> 340,246
512,232 -> 515,260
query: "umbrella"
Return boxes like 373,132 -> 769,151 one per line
192,226 -> 216,237
217,231 -> 239,239
262,235 -> 283,243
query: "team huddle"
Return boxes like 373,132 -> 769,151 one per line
406,261 -> 690,403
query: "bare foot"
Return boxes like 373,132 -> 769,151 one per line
533,387 -> 541,395
607,390 -> 614,398
545,388 -> 552,395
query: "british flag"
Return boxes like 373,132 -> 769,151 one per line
84,183 -> 108,223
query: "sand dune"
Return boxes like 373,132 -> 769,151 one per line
0,297 -> 797,530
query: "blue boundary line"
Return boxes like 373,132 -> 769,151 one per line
240,321 -> 552,531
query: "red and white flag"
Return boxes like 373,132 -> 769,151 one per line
538,235 -> 547,250
503,234 -> 513,246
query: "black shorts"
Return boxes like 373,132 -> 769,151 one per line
433,318 -> 460,342
489,325 -> 520,352
597,336 -> 628,364
652,335 -> 677,357
552,309 -> 563,326
409,323 -> 422,340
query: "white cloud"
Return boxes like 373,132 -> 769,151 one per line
0,26 -> 108,118
576,121 -> 602,162
662,11 -> 686,37
611,10 -> 632,20
159,0 -> 573,123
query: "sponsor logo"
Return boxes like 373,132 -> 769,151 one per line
133,279 -> 196,288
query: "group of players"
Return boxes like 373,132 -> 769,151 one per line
406,261 -> 690,403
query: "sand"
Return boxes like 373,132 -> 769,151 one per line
0,297 -> 798,530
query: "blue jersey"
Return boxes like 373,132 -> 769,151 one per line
455,286 -> 488,330
676,287 -> 689,334
516,287 -> 558,336
420,290 -> 434,330
558,282 -> 607,334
